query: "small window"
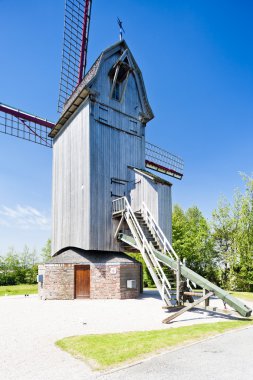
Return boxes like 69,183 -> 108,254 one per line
109,58 -> 131,102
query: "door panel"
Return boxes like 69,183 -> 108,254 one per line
75,266 -> 90,298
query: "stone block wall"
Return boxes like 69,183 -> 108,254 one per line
38,264 -> 74,300
38,261 -> 141,300
91,264 -> 121,298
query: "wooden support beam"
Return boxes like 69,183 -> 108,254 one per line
110,65 -> 120,99
176,259 -> 181,306
162,291 -> 214,324
114,214 -> 124,239
120,70 -> 130,102
183,291 -> 203,297
203,288 -> 210,309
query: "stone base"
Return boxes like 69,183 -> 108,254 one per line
38,248 -> 141,300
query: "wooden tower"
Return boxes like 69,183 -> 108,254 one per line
37,40 -> 184,300
49,40 -> 172,254
37,40 -> 177,300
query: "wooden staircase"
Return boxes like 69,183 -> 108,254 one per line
112,197 -> 181,306
112,197 -> 252,318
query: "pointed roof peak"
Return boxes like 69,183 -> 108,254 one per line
51,40 -> 154,138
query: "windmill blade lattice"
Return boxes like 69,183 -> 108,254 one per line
58,0 -> 92,113
0,103 -> 54,148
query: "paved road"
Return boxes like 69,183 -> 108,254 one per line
97,326 -> 253,380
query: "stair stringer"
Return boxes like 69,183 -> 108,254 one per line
112,197 -> 174,306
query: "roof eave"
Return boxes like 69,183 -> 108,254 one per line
49,86 -> 91,138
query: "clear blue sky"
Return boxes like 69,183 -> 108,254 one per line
0,0 -> 253,254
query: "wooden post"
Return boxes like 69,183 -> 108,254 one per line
203,288 -> 210,309
176,259 -> 181,306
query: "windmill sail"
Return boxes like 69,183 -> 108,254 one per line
0,103 -> 54,148
58,0 -> 92,113
145,142 -> 184,179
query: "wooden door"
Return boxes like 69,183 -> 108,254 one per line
75,266 -> 90,299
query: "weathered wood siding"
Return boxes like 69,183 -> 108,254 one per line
93,47 -> 143,118
89,106 -> 145,250
129,171 -> 172,242
52,44 -> 172,253
52,101 -> 90,253
86,50 -> 147,251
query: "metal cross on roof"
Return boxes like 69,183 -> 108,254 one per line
117,17 -> 125,41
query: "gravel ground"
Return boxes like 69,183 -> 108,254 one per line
0,290 -> 252,380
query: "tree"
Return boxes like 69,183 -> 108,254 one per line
212,174 -> 253,291
0,248 -> 20,285
233,175 -> 253,291
41,239 -> 52,263
172,205 -> 189,257
212,197 -> 236,288
172,205 -> 218,283
0,246 -> 39,285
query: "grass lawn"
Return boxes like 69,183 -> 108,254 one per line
146,288 -> 253,303
0,284 -> 38,296
230,292 -> 253,302
56,320 -> 253,370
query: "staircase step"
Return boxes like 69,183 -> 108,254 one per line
117,208 -> 179,309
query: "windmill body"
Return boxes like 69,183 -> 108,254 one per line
36,40 -> 175,301
50,40 -> 172,255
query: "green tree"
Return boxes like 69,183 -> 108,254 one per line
172,205 -> 218,283
212,197 -> 236,288
0,248 -> 20,285
0,246 -> 39,286
172,205 -> 189,257
41,239 -> 52,263
233,175 -> 253,291
212,174 -> 253,291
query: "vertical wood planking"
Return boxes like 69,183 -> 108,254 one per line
52,101 -> 90,253
130,170 -> 172,241
51,43 -> 172,254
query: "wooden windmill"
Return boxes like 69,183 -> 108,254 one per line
0,0 -> 182,299
2,1 -> 249,319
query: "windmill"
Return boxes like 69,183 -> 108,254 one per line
0,0 -> 192,302
0,0 -> 183,179
0,0 -> 251,320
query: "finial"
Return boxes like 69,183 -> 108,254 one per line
117,17 -> 125,41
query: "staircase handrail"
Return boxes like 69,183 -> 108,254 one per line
112,197 -> 173,302
141,202 -> 178,261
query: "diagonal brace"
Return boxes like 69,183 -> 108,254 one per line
162,291 -> 214,324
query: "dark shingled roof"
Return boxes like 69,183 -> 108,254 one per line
46,247 -> 139,265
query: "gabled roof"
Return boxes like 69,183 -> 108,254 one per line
50,40 -> 154,138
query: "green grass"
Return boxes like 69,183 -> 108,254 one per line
56,320 -> 253,370
230,292 -> 253,302
0,284 -> 38,296
145,288 -> 253,302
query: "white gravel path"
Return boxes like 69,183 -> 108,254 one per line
0,290 -> 251,380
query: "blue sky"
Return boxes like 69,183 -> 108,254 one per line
0,0 -> 253,254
